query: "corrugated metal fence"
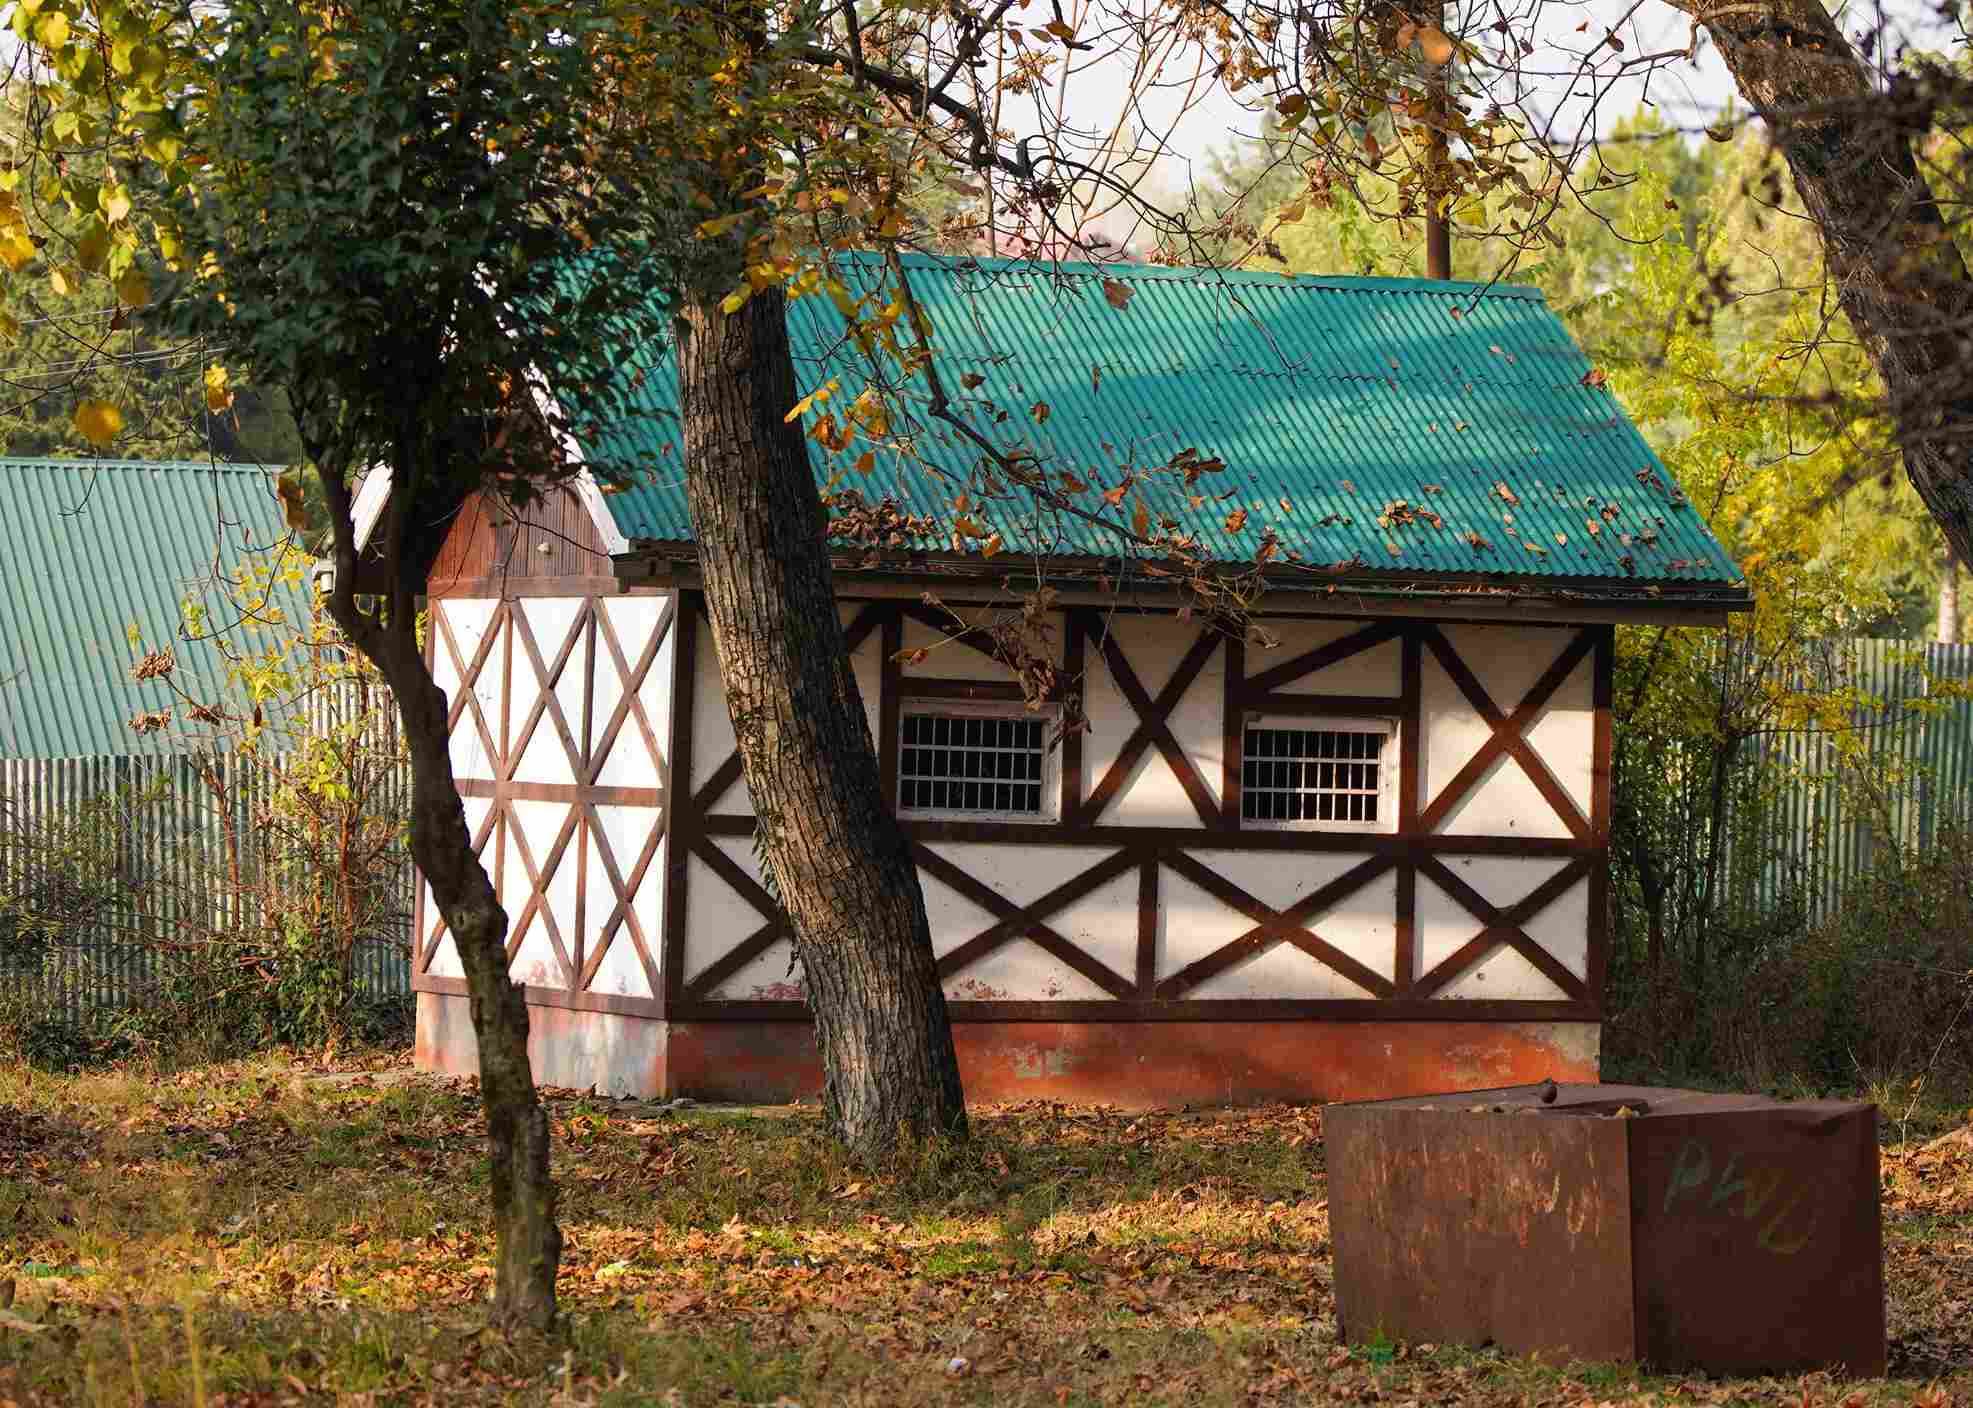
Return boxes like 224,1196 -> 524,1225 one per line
0,710 -> 414,1030
1724,639 -> 1973,923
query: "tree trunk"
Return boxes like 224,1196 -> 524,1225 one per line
1941,547 -> 1962,645
322,528 -> 561,1333
1686,0 -> 1973,563
674,287 -> 969,1161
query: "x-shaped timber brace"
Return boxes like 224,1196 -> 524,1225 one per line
672,596 -> 1613,1024
417,592 -> 674,1014
413,589 -> 1611,1023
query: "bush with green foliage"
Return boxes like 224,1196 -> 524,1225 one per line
0,551 -> 414,1069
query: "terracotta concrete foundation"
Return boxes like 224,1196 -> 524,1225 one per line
415,992 -> 1599,1105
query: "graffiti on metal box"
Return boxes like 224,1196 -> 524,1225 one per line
1660,1139 -> 1818,1254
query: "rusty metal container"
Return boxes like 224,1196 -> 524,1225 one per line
1325,1083 -> 1884,1375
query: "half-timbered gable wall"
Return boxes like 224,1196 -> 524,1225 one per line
413,490 -> 680,1093
414,497 -> 1610,1103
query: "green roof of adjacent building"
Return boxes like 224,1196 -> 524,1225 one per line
0,458 -> 300,758
574,253 -> 1743,594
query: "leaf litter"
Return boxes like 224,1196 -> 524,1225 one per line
0,1057 -> 1963,1404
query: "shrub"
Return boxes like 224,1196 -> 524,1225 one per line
1606,826 -> 1973,1098
0,554 -> 415,1068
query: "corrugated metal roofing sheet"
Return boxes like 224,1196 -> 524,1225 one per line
0,458 -> 301,758
576,254 -> 1741,590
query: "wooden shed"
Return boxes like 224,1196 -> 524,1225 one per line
398,256 -> 1749,1105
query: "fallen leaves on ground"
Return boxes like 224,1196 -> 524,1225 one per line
0,1058 -> 1962,1405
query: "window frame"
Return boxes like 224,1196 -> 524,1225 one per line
895,700 -> 1062,824
1238,713 -> 1398,834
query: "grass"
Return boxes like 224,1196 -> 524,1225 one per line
0,1053 -> 1964,1405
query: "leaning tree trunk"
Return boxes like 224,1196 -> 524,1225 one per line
1685,0 -> 1973,564
675,287 -> 969,1160
323,544 -> 561,1333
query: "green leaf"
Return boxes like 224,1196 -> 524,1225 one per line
75,219 -> 110,274
115,266 -> 150,307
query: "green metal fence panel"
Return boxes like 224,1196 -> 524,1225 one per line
0,720 -> 414,1030
1723,639 -> 1973,924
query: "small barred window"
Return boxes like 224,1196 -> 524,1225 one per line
899,712 -> 1049,817
1241,724 -> 1387,827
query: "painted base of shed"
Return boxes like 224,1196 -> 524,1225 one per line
414,992 -> 1599,1105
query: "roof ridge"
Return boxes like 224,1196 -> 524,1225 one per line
872,250 -> 1547,300
0,457 -> 282,473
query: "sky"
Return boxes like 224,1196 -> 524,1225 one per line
1008,0 -> 1967,240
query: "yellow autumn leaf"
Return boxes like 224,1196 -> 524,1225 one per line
49,265 -> 79,296
847,388 -> 888,436
204,364 -> 233,412
783,377 -> 838,423
74,399 -> 124,447
36,10 -> 69,50
719,288 -> 748,314
0,232 -> 34,272
0,311 -> 18,341
1417,25 -> 1454,63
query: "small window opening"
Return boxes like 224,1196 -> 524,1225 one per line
1241,722 -> 1390,828
899,710 -> 1052,818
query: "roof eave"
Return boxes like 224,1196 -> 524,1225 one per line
615,541 -> 1753,627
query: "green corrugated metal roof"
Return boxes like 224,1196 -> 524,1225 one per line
0,458 -> 301,758
575,253 -> 1742,590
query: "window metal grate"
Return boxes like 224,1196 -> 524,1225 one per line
1241,725 -> 1385,825
899,712 -> 1047,816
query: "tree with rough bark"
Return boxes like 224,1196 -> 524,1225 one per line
0,0 -> 1263,1327
0,0 -> 699,1332
27,0 -> 1973,1341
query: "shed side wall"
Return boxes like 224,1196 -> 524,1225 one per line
672,594 -> 1610,1024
